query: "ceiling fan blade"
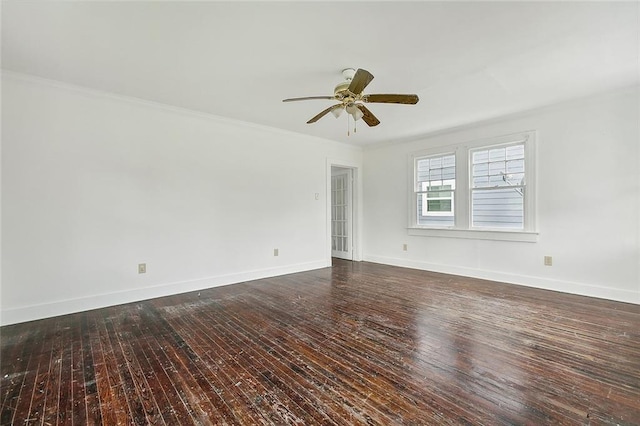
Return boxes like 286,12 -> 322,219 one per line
307,104 -> 344,124
363,94 -> 419,104
356,104 -> 380,127
347,69 -> 374,96
283,96 -> 336,102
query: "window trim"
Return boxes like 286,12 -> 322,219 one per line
408,131 -> 537,242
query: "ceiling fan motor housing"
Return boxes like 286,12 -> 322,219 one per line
341,68 -> 356,80
334,81 -> 350,96
334,68 -> 357,97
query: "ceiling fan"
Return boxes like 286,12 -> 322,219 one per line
282,68 -> 419,131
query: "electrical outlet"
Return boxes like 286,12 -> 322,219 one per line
402,244 -> 408,251
544,256 -> 553,266
138,263 -> 146,274
273,248 -> 279,257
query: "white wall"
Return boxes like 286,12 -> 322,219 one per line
1,73 -> 362,325
363,86 -> 640,304
2,74 -> 637,327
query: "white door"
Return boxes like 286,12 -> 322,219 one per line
331,168 -> 353,260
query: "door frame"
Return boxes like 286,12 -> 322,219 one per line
326,159 -> 362,263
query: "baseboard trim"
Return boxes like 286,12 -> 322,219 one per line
363,255 -> 639,305
1,260 -> 330,326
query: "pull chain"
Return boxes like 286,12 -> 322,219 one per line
347,112 -> 350,136
346,113 -> 358,136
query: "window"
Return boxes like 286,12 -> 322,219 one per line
416,154 -> 455,226
409,131 -> 536,241
471,143 -> 525,229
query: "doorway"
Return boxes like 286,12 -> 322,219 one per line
331,167 -> 353,260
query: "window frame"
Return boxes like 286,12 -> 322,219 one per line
414,152 -> 456,224
408,131 -> 537,242
469,141 -> 526,230
421,182 -> 455,217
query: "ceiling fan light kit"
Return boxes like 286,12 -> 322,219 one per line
283,68 -> 419,135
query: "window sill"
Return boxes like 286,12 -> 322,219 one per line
407,227 -> 538,242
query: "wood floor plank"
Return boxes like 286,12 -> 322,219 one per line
40,318 -> 65,425
69,313 -> 89,425
136,303 -> 235,424
0,324 -> 36,424
53,317 -> 74,425
93,310 -> 138,425
242,285 -> 496,424
8,325 -> 51,425
90,313 -> 122,426
1,259 -> 638,425
165,312 -> 277,425
0,323 -> 29,412
103,316 -> 151,425
127,313 -> 192,425
172,301 -> 345,424
246,281 -> 486,415
133,325 -> 203,424
81,313 -> 102,425
204,292 -> 390,421
22,318 -> 59,425
234,291 -> 425,422
115,325 -> 165,425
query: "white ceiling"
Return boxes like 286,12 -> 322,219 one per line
3,1 -> 639,146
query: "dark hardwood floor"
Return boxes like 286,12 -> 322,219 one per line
1,259 -> 639,425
